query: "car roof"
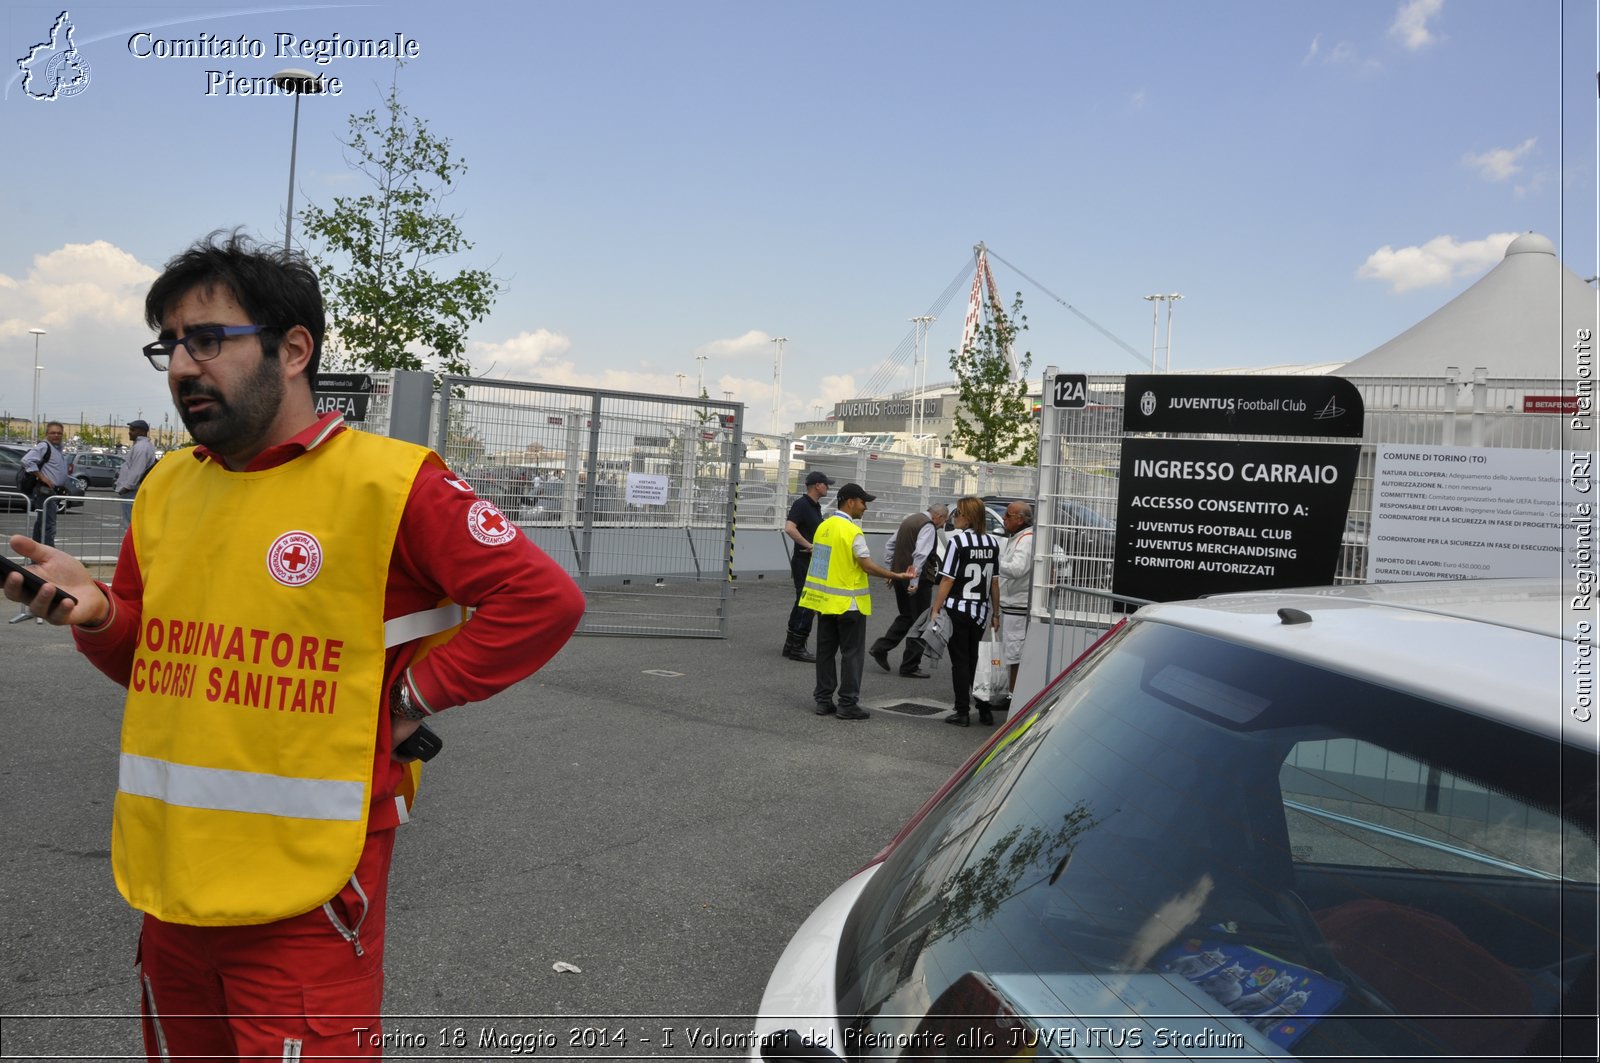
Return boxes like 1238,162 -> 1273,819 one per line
1135,579 -> 1583,746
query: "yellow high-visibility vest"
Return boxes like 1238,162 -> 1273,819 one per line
114,429 -> 436,926
797,513 -> 872,616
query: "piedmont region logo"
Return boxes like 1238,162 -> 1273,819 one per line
17,11 -> 91,101
266,531 -> 325,587
467,501 -> 517,546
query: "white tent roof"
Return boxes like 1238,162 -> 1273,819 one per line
1340,232 -> 1596,379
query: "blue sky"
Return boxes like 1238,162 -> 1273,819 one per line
1,0 -> 1594,436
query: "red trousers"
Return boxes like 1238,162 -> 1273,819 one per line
137,828 -> 395,1062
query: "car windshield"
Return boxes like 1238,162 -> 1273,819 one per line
837,621 -> 1597,1059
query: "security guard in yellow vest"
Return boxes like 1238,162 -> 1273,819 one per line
798,483 -> 914,720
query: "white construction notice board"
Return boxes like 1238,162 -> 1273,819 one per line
1367,446 -> 1574,582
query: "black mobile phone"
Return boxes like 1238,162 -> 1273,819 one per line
0,555 -> 77,612
395,722 -> 443,763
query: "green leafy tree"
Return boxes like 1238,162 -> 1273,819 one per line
949,292 -> 1036,465
299,66 -> 500,375
75,419 -> 118,449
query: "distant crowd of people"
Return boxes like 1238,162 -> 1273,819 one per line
782,474 -> 1034,728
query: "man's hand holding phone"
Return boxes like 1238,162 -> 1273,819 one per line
1,534 -> 108,626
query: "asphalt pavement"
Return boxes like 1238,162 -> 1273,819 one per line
0,569 -> 983,1061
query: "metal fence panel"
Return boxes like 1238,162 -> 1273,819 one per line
434,376 -> 740,638
738,436 -> 1039,534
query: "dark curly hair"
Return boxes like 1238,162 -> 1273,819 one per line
144,228 -> 325,378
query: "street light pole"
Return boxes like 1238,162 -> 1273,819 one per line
1143,295 -> 1160,371
1164,293 -> 1183,372
910,315 -> 935,441
770,336 -> 787,434
1142,294 -> 1183,372
272,68 -> 326,252
28,328 -> 45,438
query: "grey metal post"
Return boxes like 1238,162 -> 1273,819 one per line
387,371 -> 434,447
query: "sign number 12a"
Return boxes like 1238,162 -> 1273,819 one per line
1052,374 -> 1087,408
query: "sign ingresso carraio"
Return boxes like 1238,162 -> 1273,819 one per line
1112,438 -> 1361,601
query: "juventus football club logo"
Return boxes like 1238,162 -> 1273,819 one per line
1140,391 -> 1157,417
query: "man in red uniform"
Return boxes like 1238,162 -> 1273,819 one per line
2,232 -> 586,1060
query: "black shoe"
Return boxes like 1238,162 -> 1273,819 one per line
836,708 -> 871,721
944,712 -> 970,727
977,707 -> 995,725
899,669 -> 931,679
869,649 -> 891,673
814,702 -> 837,715
785,646 -> 817,663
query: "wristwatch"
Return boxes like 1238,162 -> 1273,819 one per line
390,674 -> 429,720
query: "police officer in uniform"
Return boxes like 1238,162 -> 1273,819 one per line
781,470 -> 833,661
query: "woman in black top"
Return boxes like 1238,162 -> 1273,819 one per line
928,495 -> 1001,726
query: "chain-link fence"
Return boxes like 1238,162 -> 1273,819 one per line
421,377 -> 741,638
733,436 -> 1037,535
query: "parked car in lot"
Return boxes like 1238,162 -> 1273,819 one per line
0,443 -> 86,511
953,496 -> 1116,586
67,450 -> 125,488
753,579 -> 1596,1062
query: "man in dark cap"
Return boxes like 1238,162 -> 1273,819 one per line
781,469 -> 833,661
113,418 -> 159,526
798,483 -> 914,720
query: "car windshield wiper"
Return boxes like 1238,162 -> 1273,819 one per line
1283,799 -> 1563,881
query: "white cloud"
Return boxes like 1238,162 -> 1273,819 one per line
1389,0 -> 1444,51
1463,137 -> 1536,182
693,329 -> 775,358
816,374 -> 858,407
0,241 -> 169,428
1301,34 -> 1321,65
471,329 -> 573,378
1513,171 -> 1549,200
1356,232 -> 1518,293
1129,89 -> 1146,109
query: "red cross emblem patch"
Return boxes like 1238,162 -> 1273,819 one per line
467,500 -> 518,546
266,531 -> 324,587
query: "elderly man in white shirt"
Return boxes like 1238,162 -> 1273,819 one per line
996,501 -> 1035,705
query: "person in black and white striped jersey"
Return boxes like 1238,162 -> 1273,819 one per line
928,495 -> 1001,727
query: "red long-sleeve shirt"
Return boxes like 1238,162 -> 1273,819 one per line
74,413 -> 586,829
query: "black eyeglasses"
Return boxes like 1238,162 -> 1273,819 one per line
142,325 -> 275,371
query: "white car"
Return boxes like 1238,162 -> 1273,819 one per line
754,579 -> 1597,1061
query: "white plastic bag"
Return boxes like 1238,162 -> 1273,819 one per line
971,634 -> 1007,704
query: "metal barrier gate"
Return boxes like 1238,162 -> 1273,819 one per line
430,377 -> 742,638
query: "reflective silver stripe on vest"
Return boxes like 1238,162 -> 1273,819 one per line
803,578 -> 868,597
119,753 -> 365,821
383,602 -> 466,648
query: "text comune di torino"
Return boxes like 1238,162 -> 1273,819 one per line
130,616 -> 343,714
